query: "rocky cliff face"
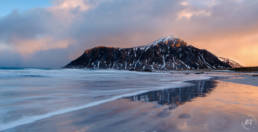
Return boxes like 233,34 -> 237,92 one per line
65,37 -> 231,71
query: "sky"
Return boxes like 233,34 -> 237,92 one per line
0,0 -> 51,16
0,0 -> 258,68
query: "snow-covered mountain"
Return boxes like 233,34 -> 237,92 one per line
65,37 -> 231,71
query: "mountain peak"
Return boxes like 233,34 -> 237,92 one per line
138,36 -> 187,50
152,36 -> 175,45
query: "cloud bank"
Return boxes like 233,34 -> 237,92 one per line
0,0 -> 258,67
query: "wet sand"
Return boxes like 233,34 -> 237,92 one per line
6,79 -> 258,132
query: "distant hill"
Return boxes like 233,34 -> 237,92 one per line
231,67 -> 258,72
65,37 -> 231,71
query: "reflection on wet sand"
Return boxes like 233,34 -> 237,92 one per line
127,80 -> 216,110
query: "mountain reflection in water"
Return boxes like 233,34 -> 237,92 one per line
127,80 -> 216,109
